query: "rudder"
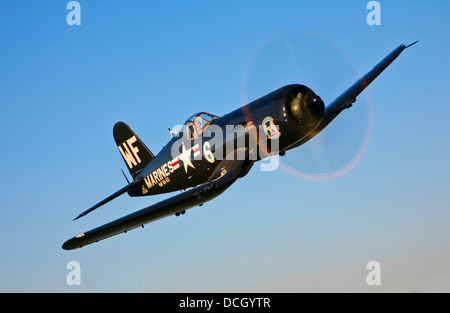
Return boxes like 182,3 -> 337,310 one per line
113,122 -> 155,179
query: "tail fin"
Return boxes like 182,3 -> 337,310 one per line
113,122 -> 155,179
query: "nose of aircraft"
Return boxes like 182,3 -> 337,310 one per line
290,92 -> 325,126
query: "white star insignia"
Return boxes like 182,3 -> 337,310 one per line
178,142 -> 195,173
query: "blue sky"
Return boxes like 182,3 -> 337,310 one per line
0,0 -> 449,292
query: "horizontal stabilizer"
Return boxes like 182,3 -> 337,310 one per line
73,178 -> 143,221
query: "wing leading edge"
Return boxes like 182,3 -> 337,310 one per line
63,158 -> 251,250
290,42 -> 417,148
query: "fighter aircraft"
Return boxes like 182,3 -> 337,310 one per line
62,42 -> 417,250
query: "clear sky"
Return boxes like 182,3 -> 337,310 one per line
0,0 -> 449,292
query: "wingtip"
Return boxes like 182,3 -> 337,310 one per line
405,41 -> 419,49
73,214 -> 83,221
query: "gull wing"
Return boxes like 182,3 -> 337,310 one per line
63,158 -> 251,250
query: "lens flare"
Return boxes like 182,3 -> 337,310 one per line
241,30 -> 373,181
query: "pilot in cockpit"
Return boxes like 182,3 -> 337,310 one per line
193,118 -> 202,139
185,113 -> 218,141
186,121 -> 195,140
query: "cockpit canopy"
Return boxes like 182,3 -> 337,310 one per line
183,112 -> 219,140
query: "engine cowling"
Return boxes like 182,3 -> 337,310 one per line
289,91 -> 325,127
